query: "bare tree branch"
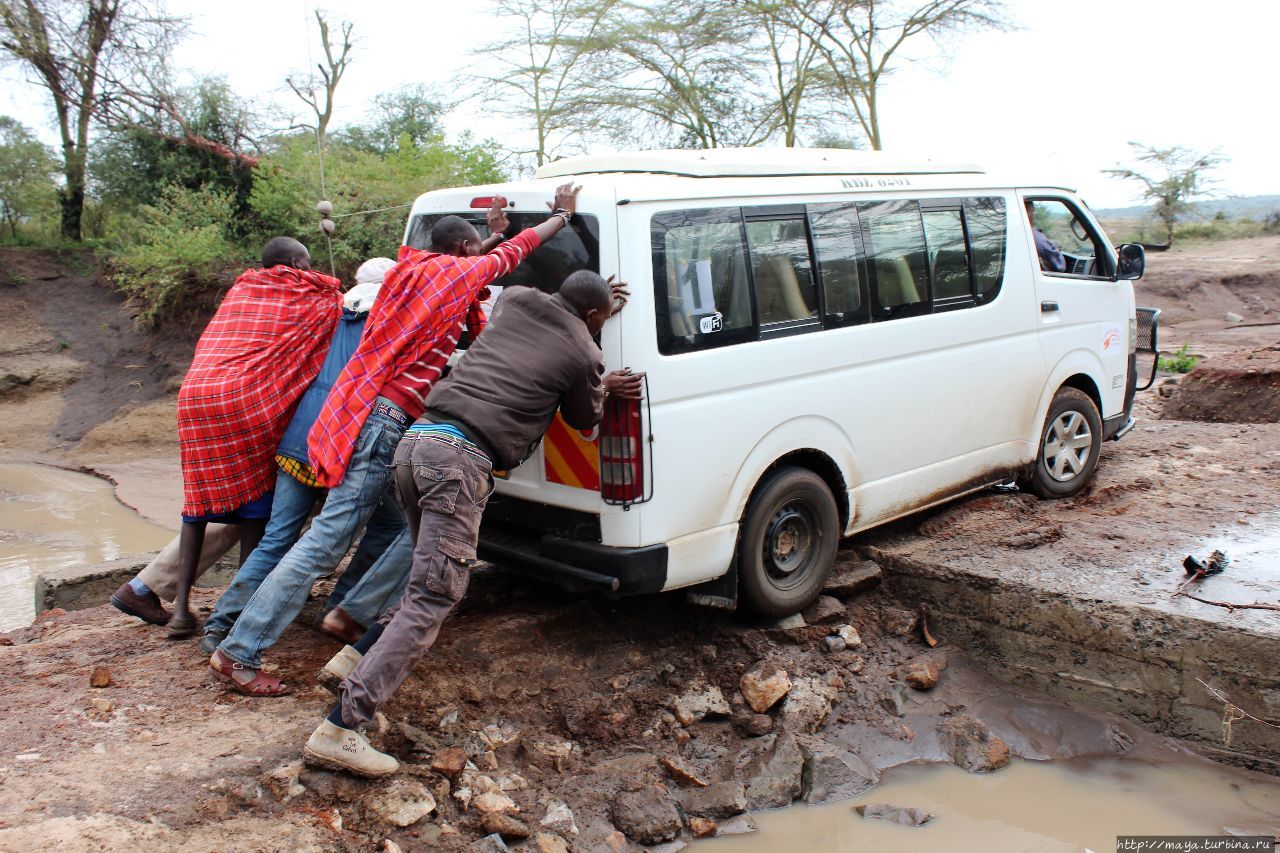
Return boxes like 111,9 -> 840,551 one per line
286,10 -> 353,148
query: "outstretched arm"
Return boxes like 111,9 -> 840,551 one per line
466,182 -> 584,283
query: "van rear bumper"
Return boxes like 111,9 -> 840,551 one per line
478,522 -> 669,595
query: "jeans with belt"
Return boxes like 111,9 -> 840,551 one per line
338,431 -> 493,728
218,400 -> 409,669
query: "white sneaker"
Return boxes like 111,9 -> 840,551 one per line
303,720 -> 399,778
318,645 -> 362,693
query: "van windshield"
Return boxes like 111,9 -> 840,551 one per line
404,212 -> 600,294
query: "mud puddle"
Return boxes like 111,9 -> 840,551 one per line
0,462 -> 171,631
702,754 -> 1280,852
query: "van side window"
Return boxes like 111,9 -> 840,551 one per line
808,202 -> 868,327
963,197 -> 1006,302
743,217 -> 818,331
921,208 -> 972,306
1025,197 -> 1112,278
858,200 -> 930,320
652,208 -> 754,354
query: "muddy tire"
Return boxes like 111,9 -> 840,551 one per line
1022,387 -> 1103,499
737,466 -> 839,617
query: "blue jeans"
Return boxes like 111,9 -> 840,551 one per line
331,525 -> 413,626
204,474 -> 407,638
218,405 -> 407,668
325,492 -> 409,618
204,471 -> 320,637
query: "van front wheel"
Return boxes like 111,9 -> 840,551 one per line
1022,387 -> 1103,499
738,466 -> 839,617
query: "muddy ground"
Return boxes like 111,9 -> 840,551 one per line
0,239 -> 1278,850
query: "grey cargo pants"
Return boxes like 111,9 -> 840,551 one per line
337,431 -> 493,728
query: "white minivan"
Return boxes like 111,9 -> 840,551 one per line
402,149 -> 1155,616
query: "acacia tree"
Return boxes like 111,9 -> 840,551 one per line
579,0 -> 776,149
336,84 -> 444,155
287,10 -> 353,149
0,0 -> 180,239
473,0 -> 619,168
1104,143 -> 1226,245
96,70 -> 261,169
733,0 -> 831,147
794,0 -> 1009,150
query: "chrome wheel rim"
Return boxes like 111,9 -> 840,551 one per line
1043,410 -> 1093,482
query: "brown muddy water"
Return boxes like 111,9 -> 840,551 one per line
0,462 -> 171,631
703,755 -> 1280,852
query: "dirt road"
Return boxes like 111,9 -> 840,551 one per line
0,239 -> 1277,849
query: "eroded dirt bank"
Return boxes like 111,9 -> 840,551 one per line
0,559 -> 1220,852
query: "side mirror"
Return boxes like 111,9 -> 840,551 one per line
1116,243 -> 1145,280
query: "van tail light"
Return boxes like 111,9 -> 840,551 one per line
599,378 -> 652,508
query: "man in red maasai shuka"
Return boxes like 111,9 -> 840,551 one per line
164,236 -> 342,637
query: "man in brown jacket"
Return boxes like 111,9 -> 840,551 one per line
303,269 -> 641,777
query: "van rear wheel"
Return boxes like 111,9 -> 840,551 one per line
1022,387 -> 1103,499
738,466 -> 839,617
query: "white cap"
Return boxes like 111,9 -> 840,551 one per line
355,257 -> 396,285
345,257 -> 396,312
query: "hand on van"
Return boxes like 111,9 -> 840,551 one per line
547,182 -> 581,217
485,197 -> 509,237
603,368 -> 644,400
606,274 -> 630,316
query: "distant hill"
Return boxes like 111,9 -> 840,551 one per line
1095,194 -> 1280,221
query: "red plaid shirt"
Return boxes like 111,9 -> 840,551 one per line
178,266 -> 342,516
307,230 -> 542,487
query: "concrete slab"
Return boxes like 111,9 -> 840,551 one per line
35,553 -> 238,613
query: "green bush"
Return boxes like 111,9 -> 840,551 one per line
249,133 -> 504,281
110,184 -> 245,325
1158,343 -> 1199,374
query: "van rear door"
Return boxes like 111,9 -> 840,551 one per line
403,187 -> 623,516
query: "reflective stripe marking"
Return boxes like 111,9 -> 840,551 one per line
543,414 -> 600,490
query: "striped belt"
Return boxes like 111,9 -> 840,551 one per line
372,399 -> 409,428
406,430 -> 492,466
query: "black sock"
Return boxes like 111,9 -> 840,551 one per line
352,622 -> 385,655
326,703 -> 348,729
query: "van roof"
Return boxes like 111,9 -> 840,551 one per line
534,148 -> 984,180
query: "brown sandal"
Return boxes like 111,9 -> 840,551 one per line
209,650 -> 291,697
319,607 -> 363,645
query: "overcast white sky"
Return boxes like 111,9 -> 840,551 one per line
1,0 -> 1273,209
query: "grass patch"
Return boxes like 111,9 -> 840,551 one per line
1159,344 -> 1199,374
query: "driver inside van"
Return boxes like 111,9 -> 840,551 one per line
1025,200 -> 1066,273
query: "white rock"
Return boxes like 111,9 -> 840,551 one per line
779,675 -> 840,733
672,681 -> 732,726
836,625 -> 862,647
541,800 -> 580,835
473,790 -> 519,815
1225,312 -> 1244,323
366,781 -> 436,828
481,721 -> 521,749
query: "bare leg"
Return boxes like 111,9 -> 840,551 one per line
238,518 -> 266,568
168,520 -> 206,638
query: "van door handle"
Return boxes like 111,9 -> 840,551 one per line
1041,301 -> 1060,313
